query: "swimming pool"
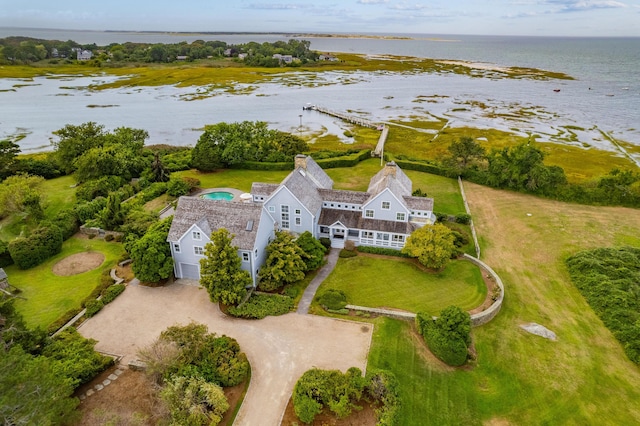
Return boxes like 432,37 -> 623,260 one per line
201,191 -> 234,201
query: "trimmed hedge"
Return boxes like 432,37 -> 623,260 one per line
84,299 -> 104,318
230,160 -> 294,171
314,149 -> 371,169
392,158 -> 456,179
8,226 -> 63,269
339,249 -> 357,258
416,307 -> 471,367
101,284 -> 126,304
318,289 -> 348,311
357,245 -> 411,258
227,293 -> 294,319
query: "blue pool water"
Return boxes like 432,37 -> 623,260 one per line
201,191 -> 234,201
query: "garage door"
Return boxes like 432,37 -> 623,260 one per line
180,263 -> 200,280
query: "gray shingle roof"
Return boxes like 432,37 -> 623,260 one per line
318,189 -> 371,204
303,156 -> 333,189
318,209 -> 418,234
281,168 -> 325,214
403,195 -> 434,211
168,197 -> 263,250
368,162 -> 412,198
251,183 -> 279,197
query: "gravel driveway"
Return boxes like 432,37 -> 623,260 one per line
78,282 -> 373,425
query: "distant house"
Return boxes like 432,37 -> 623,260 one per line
224,49 -> 232,57
51,48 -> 59,58
176,56 -> 188,61
319,54 -> 338,62
76,49 -> 93,61
168,156 -> 435,284
272,54 -> 295,64
238,53 -> 248,60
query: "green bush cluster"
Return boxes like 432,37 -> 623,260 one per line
84,299 -> 104,317
357,246 -> 411,258
318,289 -> 348,310
319,237 -> 331,249
8,226 -> 63,269
366,370 -> 401,426
43,327 -> 113,387
101,284 -> 126,304
227,293 -> 294,319
47,308 -> 82,334
156,323 -> 249,388
339,249 -> 357,258
74,197 -> 107,223
161,148 -> 192,172
314,149 -> 371,169
43,209 -> 79,240
75,175 -> 125,202
293,367 -> 366,423
566,246 -> 640,364
454,213 -> 471,225
167,176 -> 200,197
0,239 -> 13,267
416,306 -> 471,367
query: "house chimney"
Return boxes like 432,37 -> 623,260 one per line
383,161 -> 397,178
295,154 -> 307,170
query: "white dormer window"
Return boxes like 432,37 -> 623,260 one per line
173,243 -> 181,253
192,231 -> 201,240
382,201 -> 390,209
242,252 -> 250,262
397,212 -> 406,221
365,209 -> 374,218
268,205 -> 275,213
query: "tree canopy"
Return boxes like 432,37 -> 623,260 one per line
446,136 -> 485,171
191,121 -> 308,171
402,223 -> 457,270
128,216 -> 174,283
295,231 -> 327,271
200,228 -> 251,305
258,231 -> 307,291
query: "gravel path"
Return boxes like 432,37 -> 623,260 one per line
78,282 -> 372,426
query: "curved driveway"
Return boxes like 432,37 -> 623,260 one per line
78,282 -> 373,425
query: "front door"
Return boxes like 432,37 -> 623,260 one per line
332,227 -> 345,239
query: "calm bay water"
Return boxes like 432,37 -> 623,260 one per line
0,27 -> 638,158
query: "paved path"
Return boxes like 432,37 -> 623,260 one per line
297,249 -> 340,314
78,282 -> 372,426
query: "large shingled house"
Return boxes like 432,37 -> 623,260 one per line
167,155 -> 435,284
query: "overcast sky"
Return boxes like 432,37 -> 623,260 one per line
1,0 -> 639,37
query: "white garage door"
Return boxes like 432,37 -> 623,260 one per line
180,263 -> 200,280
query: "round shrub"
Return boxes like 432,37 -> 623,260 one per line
318,289 -> 348,311
85,299 -> 104,318
339,249 -> 357,258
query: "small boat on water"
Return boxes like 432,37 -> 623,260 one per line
302,103 -> 315,110
553,89 -> 561,93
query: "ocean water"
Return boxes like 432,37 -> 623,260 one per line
0,28 -> 638,160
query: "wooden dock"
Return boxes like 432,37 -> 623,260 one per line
304,105 -> 388,157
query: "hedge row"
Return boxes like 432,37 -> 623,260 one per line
8,226 -> 63,269
357,245 -> 411,258
391,158 -> 456,179
227,293 -> 294,319
229,149 -> 372,171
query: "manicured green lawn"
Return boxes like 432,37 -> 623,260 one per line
173,168 -> 289,192
316,255 -> 486,314
406,170 -> 465,214
10,236 -> 125,329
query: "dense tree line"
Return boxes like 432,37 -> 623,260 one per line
0,36 -> 318,65
566,246 -> 640,364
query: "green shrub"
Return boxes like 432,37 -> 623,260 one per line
8,226 -> 63,269
433,211 -> 449,223
318,289 -> 348,310
416,306 -> 471,366
0,239 -> 13,267
43,327 -> 113,387
293,367 -> 365,424
366,370 -> 401,426
167,176 -> 200,197
44,209 -> 79,240
357,246 -> 411,258
295,231 -> 327,271
47,308 -> 82,334
75,197 -> 107,223
455,213 -> 471,225
84,300 -> 104,318
319,237 -> 331,249
283,285 -> 299,299
101,284 -> 126,304
314,149 -> 371,169
227,293 -> 294,319
424,326 -> 468,367
75,176 -> 125,202
339,249 -> 357,258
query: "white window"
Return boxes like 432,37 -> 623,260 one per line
268,205 -> 275,213
173,243 -> 181,253
194,246 -> 204,255
392,235 -> 405,242
242,252 -> 250,262
362,231 -> 374,239
295,209 -> 301,215
192,231 -> 201,240
365,209 -> 374,218
295,217 -> 301,226
382,201 -> 390,209
282,221 -> 290,229
281,205 -> 289,213
397,212 -> 406,221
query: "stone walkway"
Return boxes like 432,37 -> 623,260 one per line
78,368 -> 125,401
296,249 -> 340,314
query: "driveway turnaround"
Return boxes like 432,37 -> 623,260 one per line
78,282 -> 373,426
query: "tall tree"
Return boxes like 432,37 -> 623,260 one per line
0,140 -> 20,179
295,231 -> 327,271
200,228 -> 251,305
447,136 -> 485,170
258,231 -> 306,291
402,223 -> 457,270
51,122 -> 107,174
128,216 -> 174,283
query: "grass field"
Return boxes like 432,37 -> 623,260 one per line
315,255 -> 486,314
10,236 -> 125,329
367,183 -> 640,425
